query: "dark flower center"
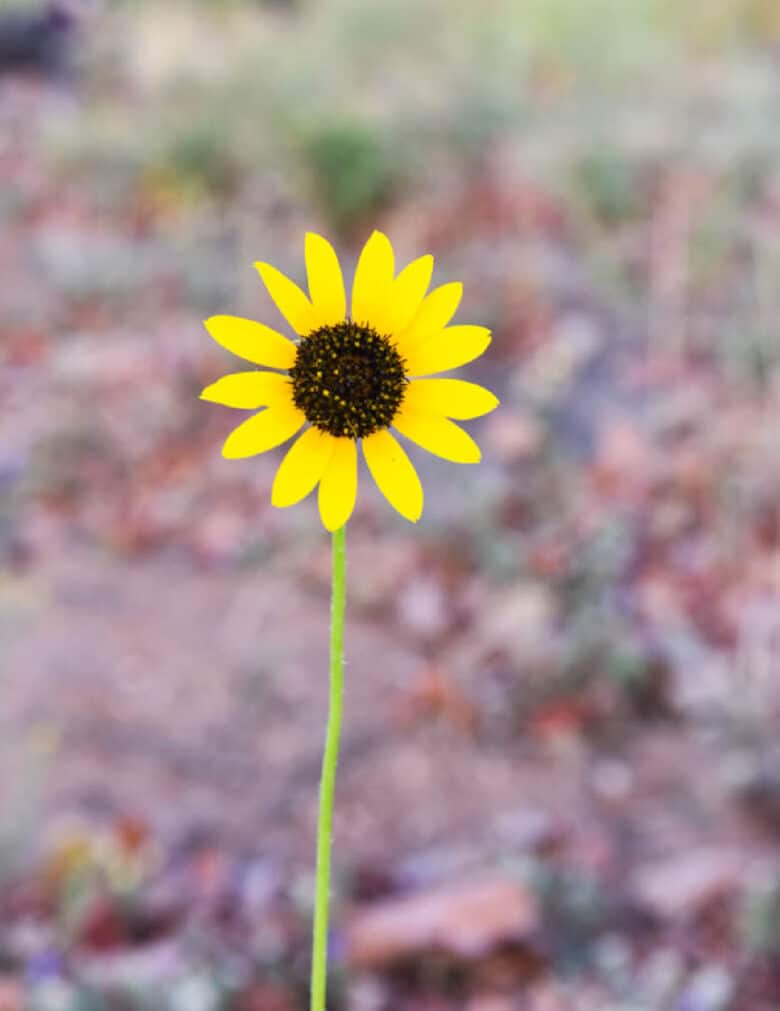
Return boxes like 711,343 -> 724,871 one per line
290,321 -> 407,439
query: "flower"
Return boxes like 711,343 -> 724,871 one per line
201,231 -> 499,530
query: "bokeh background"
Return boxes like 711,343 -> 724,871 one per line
2,1 -> 780,1008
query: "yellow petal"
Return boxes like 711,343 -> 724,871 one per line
305,232 -> 346,329
222,402 -> 304,459
351,230 -> 395,330
363,429 -> 423,523
394,282 -> 463,355
404,325 -> 492,376
272,428 -> 335,508
318,438 -> 358,531
403,379 -> 499,419
200,371 -> 293,409
393,405 -> 481,463
383,254 -> 434,338
204,316 -> 297,369
254,262 -> 318,336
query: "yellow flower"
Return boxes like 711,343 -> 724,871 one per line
201,231 -> 499,530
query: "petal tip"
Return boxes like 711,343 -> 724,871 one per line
222,440 -> 254,460
366,228 -> 392,252
271,485 -> 300,509
476,333 -> 493,357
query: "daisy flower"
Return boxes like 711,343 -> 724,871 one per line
201,231 -> 498,530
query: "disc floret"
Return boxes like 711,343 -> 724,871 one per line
290,321 -> 407,439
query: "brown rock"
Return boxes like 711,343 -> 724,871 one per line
345,876 -> 538,970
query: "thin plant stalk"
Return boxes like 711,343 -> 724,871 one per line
311,523 -> 346,1011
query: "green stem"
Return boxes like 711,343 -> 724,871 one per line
311,524 -> 346,1011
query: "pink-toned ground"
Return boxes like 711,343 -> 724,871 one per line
2,58 -> 780,1010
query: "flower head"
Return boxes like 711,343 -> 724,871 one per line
201,231 -> 498,530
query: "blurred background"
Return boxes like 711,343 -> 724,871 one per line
2,0 -> 780,1008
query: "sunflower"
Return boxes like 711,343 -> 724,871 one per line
201,231 -> 498,530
